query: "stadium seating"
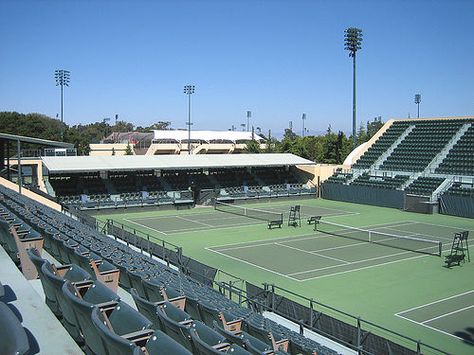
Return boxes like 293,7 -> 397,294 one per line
351,173 -> 409,189
0,184 -> 339,355
353,121 -> 411,169
49,164 -> 315,209
443,182 -> 474,197
90,301 -> 153,351
405,177 -> 445,196
325,118 -> 474,215
62,280 -> 120,354
0,298 -> 30,355
380,120 -> 465,172
189,326 -> 252,354
436,125 -> 474,175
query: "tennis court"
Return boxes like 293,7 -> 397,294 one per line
94,198 -> 474,354
207,220 -> 463,280
395,290 -> 474,345
123,202 -> 355,235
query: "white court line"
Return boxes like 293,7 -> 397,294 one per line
210,220 -> 414,252
164,220 -> 265,235
175,215 -> 214,227
291,250 -> 452,281
212,234 -> 336,252
421,305 -> 474,324
208,220 -> 414,250
288,249 -> 416,276
406,220 -> 474,236
205,247 -> 301,282
395,289 -> 474,315
274,242 -> 351,264
123,218 -> 168,236
395,313 -> 470,344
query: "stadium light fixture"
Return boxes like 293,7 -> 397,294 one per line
344,27 -> 363,148
246,111 -> 252,132
302,113 -> 307,137
183,85 -> 195,154
54,69 -> 70,125
415,94 -> 421,118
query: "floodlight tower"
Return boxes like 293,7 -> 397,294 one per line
246,111 -> 252,132
302,113 -> 307,137
344,27 -> 363,148
415,94 -> 421,118
54,70 -> 70,124
184,85 -> 195,154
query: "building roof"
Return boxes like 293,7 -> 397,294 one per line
42,153 -> 314,174
152,130 -> 265,143
0,132 -> 74,148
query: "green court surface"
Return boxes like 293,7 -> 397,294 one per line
94,198 -> 474,354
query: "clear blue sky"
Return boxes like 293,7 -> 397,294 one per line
0,0 -> 473,137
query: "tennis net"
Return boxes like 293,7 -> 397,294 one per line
315,219 -> 442,256
215,201 -> 283,224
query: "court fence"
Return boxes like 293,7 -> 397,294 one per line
74,209 -> 449,355
105,219 -> 218,286
321,182 -> 406,209
240,282 -> 449,355
440,193 -> 474,218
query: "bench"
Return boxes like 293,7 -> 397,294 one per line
307,216 -> 321,225
444,254 -> 465,268
268,220 -> 282,229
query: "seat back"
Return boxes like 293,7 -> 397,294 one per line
142,277 -> 165,302
130,288 -> 163,330
145,330 -> 192,355
127,269 -> 147,298
107,301 -> 152,336
0,302 -> 30,355
155,306 -> 193,351
91,307 -> 144,355
190,326 -> 250,355
62,281 -> 118,355
42,263 -> 90,341
26,248 -> 47,280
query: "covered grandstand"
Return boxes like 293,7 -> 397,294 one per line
323,116 -> 474,217
90,130 -> 267,156
42,153 -> 317,209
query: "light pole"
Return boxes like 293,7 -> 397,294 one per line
344,27 -> 363,148
302,113 -> 307,137
183,85 -> 195,154
414,94 -> 421,118
54,70 -> 70,124
246,111 -> 252,132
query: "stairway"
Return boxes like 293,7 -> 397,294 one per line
425,123 -> 472,173
373,125 -> 415,170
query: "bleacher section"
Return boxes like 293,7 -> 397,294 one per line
405,177 -> 446,196
351,173 -> 409,189
380,120 -> 466,172
353,122 -> 411,169
0,184 -> 338,355
323,117 -> 474,217
50,166 -> 315,209
444,182 -> 474,198
436,125 -> 474,175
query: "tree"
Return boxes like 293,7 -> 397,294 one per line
244,140 -> 261,153
114,120 -> 134,132
125,143 -> 133,155
366,117 -> 384,139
